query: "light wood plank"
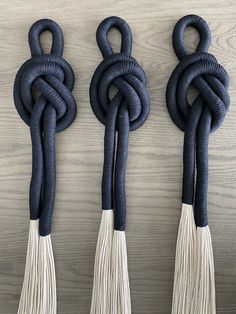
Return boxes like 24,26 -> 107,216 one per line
0,0 -> 235,313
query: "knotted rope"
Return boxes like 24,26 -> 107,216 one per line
166,14 -> 229,227
14,19 -> 77,236
90,16 -> 150,231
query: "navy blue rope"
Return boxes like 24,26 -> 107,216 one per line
13,19 -> 77,236
166,15 -> 229,227
90,16 -> 150,231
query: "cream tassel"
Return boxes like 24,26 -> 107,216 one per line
171,203 -> 196,314
90,209 -> 114,314
37,234 -> 57,314
17,220 -> 39,314
110,230 -> 131,314
191,226 -> 216,314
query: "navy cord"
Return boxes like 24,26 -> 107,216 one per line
13,19 -> 77,236
90,16 -> 150,231
166,15 -> 229,227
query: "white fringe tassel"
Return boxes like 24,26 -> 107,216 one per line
171,204 -> 196,314
18,220 -> 39,314
90,210 -> 114,314
38,234 -> 57,314
110,230 -> 131,314
190,226 -> 216,314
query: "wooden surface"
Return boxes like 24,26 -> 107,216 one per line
0,0 -> 236,313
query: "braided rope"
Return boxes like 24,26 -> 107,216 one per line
166,14 -> 229,227
14,19 -> 77,236
90,16 -> 150,231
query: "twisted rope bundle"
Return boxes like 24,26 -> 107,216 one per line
90,16 -> 150,314
14,19 -> 76,236
14,19 -> 76,314
166,14 -> 229,313
166,15 -> 229,225
90,16 -> 150,230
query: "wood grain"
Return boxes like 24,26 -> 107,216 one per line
0,0 -> 236,313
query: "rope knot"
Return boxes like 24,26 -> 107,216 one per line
166,14 -> 229,133
90,16 -> 150,131
14,19 -> 76,132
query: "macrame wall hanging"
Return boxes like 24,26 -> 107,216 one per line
166,14 -> 229,314
14,19 -> 77,314
89,16 -> 150,314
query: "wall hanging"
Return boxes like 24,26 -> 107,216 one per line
166,14 -> 229,314
14,19 -> 77,314
89,16 -> 150,314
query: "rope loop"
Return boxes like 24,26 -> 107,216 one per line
14,19 -> 76,133
166,14 -> 229,133
13,19 -> 77,236
90,16 -> 150,132
29,18 -> 64,57
172,14 -> 211,59
96,15 -> 132,57
90,16 -> 150,231
166,15 -> 230,227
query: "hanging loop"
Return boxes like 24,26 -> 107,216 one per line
172,14 -> 211,60
28,18 -> 64,57
96,16 -> 132,57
